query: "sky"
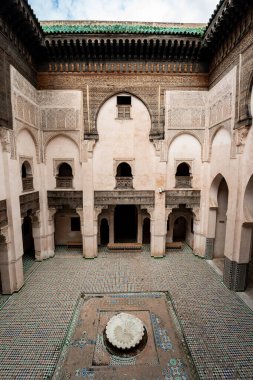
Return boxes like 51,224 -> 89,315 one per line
28,0 -> 219,24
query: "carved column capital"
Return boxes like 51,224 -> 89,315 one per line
235,126 -> 250,154
141,206 -> 155,219
32,210 -> 41,228
76,208 -> 84,226
94,205 -> 108,220
192,207 -> 200,222
48,208 -> 57,225
0,128 -> 15,157
165,208 -> 173,220
82,139 -> 97,161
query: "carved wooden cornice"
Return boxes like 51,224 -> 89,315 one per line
0,0 -> 43,46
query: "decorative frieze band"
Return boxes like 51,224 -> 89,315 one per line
47,191 -> 83,209
94,190 -> 155,207
19,191 -> 40,217
47,61 -> 203,74
165,190 -> 201,208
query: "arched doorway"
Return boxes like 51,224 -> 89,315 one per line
213,178 -> 228,258
114,205 -> 137,243
142,217 -> 150,244
173,216 -> 187,241
22,211 -> 35,260
100,218 -> 109,245
242,175 -> 253,290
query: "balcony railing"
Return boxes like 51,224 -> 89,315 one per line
22,177 -> 34,192
115,176 -> 133,189
56,176 -> 73,189
175,176 -> 192,188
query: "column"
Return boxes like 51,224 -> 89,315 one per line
76,208 -> 85,257
82,140 -> 97,258
137,208 -> 142,244
47,208 -> 57,258
1,131 -> 24,293
108,207 -> 115,244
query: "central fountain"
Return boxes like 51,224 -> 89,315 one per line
104,312 -> 147,357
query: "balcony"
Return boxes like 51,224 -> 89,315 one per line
56,176 -> 73,189
175,176 -> 192,188
22,177 -> 34,192
115,176 -> 133,189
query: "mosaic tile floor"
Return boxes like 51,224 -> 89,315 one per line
0,246 -> 253,379
54,293 -> 197,379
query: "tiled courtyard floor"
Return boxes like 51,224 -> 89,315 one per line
0,246 -> 253,379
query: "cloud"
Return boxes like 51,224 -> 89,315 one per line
28,0 -> 218,23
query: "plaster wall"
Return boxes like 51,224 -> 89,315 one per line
0,144 -> 6,200
45,136 -> 82,190
54,213 -> 82,245
94,94 -> 156,190
16,129 -> 38,193
166,134 -> 202,189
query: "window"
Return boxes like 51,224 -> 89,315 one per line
71,217 -> 80,231
115,162 -> 133,189
56,162 -> 73,188
21,161 -> 34,192
175,162 -> 192,188
117,96 -> 131,119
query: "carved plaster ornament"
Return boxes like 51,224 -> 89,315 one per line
236,126 -> 250,153
105,313 -> 145,350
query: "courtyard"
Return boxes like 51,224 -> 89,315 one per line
0,246 -> 253,379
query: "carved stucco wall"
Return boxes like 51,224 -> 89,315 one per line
10,66 -> 83,163
208,67 -> 236,131
165,90 -> 207,155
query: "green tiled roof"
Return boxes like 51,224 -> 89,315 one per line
42,24 -> 205,36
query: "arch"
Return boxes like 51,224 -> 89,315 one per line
44,133 -> 79,151
16,126 -> 38,150
116,162 -> 132,177
244,70 -> 253,123
209,173 -> 229,208
209,126 -> 231,160
95,91 -> 152,126
167,131 -> 202,151
16,127 -> 39,162
243,174 -> 253,222
210,125 -> 231,147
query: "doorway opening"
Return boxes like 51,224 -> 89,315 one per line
214,178 -> 228,258
100,218 -> 109,245
142,217 -> 150,244
173,216 -> 187,241
114,205 -> 137,243
22,210 -> 35,259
